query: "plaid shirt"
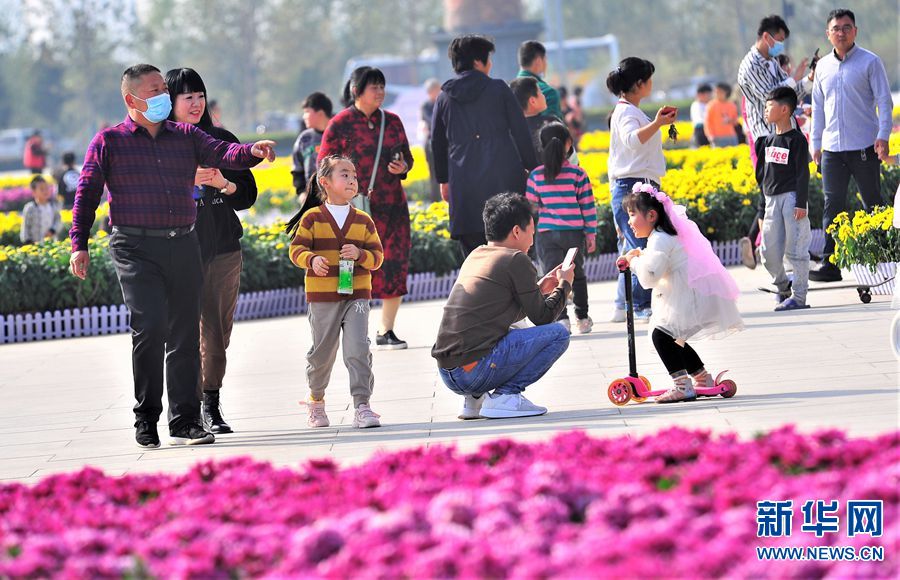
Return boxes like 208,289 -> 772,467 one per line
737,46 -> 810,140
70,116 -> 260,251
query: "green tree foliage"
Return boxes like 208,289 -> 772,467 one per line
546,0 -> 897,91
0,0 -> 893,148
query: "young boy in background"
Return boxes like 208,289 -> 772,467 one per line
705,83 -> 739,147
20,175 -> 61,243
690,84 -> 713,147
754,86 -> 811,312
510,76 -> 553,158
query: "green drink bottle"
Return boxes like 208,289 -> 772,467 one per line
338,259 -> 354,295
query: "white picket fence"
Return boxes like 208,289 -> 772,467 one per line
0,234 -> 827,345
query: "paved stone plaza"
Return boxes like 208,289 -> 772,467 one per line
0,266 -> 896,483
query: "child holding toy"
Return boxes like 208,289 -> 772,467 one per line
621,183 -> 744,403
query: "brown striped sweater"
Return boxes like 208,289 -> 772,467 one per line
289,205 -> 384,302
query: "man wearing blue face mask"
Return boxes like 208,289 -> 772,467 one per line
69,64 -> 277,449
737,15 -> 812,269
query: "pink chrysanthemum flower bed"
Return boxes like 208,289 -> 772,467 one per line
0,187 -> 33,212
0,427 -> 896,578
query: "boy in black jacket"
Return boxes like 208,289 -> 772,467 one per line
755,86 -> 811,311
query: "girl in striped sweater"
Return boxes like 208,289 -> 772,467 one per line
288,156 -> 385,429
526,122 -> 599,334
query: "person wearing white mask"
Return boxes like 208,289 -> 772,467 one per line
737,14 -> 811,268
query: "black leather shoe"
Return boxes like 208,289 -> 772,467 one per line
809,262 -> 842,282
170,423 -> 215,446
202,390 -> 233,434
135,419 -> 160,449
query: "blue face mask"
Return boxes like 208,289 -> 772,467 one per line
132,92 -> 172,123
768,37 -> 785,58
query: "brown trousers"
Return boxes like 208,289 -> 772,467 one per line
200,250 -> 243,392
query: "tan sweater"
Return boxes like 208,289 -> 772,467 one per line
432,245 -> 570,369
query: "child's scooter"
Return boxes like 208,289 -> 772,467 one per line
607,258 -> 737,406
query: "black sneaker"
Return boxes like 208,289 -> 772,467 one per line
169,423 -> 215,446
809,262 -> 842,282
375,330 -> 408,350
135,419 -> 160,449
202,390 -> 233,434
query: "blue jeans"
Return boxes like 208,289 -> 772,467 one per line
611,178 -> 653,310
438,324 -> 570,396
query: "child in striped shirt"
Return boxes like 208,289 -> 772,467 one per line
288,156 -> 385,429
526,122 -> 598,334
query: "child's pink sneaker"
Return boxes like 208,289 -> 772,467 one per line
353,404 -> 381,428
655,381 -> 697,403
306,399 -> 330,428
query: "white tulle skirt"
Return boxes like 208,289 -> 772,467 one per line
648,267 -> 744,342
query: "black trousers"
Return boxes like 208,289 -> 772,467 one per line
457,232 -> 487,258
821,146 -> 884,260
108,229 -> 204,432
652,329 -> 704,375
535,230 -> 588,320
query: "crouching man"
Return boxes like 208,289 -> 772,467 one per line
431,192 -> 574,419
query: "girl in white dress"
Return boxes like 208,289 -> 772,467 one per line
622,183 -> 744,403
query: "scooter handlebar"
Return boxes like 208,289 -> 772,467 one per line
616,257 -> 629,272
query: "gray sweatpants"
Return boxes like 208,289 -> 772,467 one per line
761,191 -> 811,304
307,299 -> 374,408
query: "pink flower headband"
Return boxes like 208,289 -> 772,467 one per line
629,181 -> 740,301
631,182 -> 671,206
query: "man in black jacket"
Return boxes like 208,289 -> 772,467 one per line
431,35 -> 538,257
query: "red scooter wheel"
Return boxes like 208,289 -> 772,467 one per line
719,379 -> 737,398
608,379 -> 633,406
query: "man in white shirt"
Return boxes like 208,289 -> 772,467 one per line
810,8 -> 892,282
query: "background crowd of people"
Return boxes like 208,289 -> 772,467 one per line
10,7 -> 891,444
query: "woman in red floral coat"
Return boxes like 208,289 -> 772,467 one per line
318,66 -> 413,350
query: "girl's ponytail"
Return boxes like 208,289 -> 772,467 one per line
606,68 -> 624,96
539,122 -> 571,182
284,175 -> 323,237
284,155 -> 355,237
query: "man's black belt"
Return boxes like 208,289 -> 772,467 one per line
112,224 -> 195,239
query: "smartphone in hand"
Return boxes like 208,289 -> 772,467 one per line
810,48 -> 821,70
562,247 -> 578,270
389,144 -> 404,163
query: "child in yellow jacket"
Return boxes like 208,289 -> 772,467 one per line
289,155 -> 384,428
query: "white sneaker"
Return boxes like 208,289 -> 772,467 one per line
353,404 -> 381,428
479,393 -> 547,419
610,308 -> 626,323
557,318 -> 571,333
575,316 -> 593,334
458,394 -> 484,420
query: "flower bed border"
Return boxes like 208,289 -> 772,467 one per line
0,233 -> 826,345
